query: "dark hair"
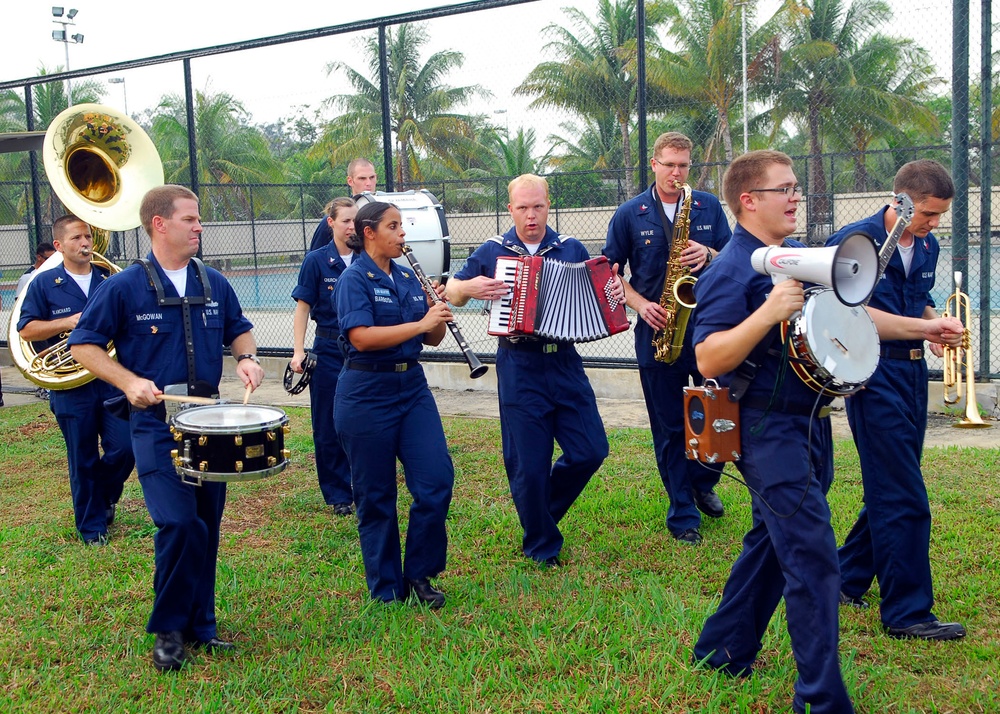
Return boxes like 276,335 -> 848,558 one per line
893,160 -> 954,203
51,215 -> 87,242
35,241 -> 56,257
350,201 -> 398,251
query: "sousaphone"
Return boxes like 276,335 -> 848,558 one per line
7,103 -> 164,389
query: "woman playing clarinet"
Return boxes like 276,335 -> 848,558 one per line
334,200 -> 456,608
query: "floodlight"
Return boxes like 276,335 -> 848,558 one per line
66,8 -> 78,19
52,30 -> 66,41
71,33 -> 84,43
52,6 -> 64,17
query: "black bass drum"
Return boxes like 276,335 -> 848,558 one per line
169,404 -> 290,485
354,190 -> 451,280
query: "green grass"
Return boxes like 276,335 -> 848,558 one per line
1,404 -> 997,713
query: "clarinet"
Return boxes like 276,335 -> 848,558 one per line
401,245 -> 488,379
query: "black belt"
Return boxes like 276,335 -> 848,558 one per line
315,327 -> 339,340
740,394 -> 832,419
498,337 -> 563,353
880,346 -> 924,360
346,360 -> 418,373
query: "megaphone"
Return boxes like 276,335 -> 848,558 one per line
750,231 -> 879,306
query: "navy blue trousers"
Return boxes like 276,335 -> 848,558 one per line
840,358 -> 936,628
693,409 -> 853,714
335,365 -> 454,603
50,381 -> 134,541
497,345 -> 608,562
638,344 -> 722,535
309,337 -> 352,506
139,468 -> 226,640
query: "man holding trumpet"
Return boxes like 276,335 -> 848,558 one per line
17,215 -> 134,546
70,185 -> 265,671
828,160 -> 967,641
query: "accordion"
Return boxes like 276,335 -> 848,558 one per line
488,255 -> 630,342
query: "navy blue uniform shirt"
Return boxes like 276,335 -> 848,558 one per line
291,242 -> 351,331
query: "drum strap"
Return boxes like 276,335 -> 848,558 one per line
136,257 -> 213,394
728,325 -> 781,401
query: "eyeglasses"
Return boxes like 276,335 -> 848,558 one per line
652,159 -> 690,171
749,185 -> 803,197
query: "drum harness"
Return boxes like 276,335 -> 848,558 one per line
136,257 -> 218,406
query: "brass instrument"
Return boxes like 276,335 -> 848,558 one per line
652,182 -> 696,363
942,271 -> 992,428
7,103 -> 164,389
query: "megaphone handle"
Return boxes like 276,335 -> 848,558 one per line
769,273 -> 802,320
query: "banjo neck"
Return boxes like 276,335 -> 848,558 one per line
874,192 -> 915,282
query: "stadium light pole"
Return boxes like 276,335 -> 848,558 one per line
735,0 -> 749,153
51,7 -> 84,107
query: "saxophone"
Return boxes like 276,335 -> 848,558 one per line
652,182 -> 697,364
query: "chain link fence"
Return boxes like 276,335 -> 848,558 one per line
1,0 -> 996,376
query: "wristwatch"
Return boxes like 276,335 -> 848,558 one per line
235,353 -> 260,365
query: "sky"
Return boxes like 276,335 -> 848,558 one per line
0,0 -> 986,136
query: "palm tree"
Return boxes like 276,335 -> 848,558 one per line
764,0 -> 934,235
514,0 -> 669,198
323,23 -> 486,187
148,88 -> 286,221
651,0 -> 789,167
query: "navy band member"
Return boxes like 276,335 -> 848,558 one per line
689,151 -> 854,713
334,200 -> 455,608
602,131 -> 732,544
830,160 -> 966,641
308,158 -> 377,252
447,174 -> 624,568
69,185 -> 265,672
17,216 -> 134,545
291,197 -> 358,515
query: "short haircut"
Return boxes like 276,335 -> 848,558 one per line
893,160 -> 954,203
350,201 -> 397,252
325,196 -> 356,220
507,174 -> 549,202
653,132 -> 693,156
35,241 -> 56,257
51,214 -> 88,243
347,158 -> 376,177
140,185 -> 198,237
722,150 -> 793,217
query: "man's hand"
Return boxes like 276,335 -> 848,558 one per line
923,316 -> 964,353
290,350 -> 307,374
680,240 -> 712,271
123,376 -> 163,409
237,359 -> 265,391
761,279 -> 805,325
460,275 -> 509,301
609,262 -> 625,304
637,299 -> 670,331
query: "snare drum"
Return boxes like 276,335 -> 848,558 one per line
169,404 -> 290,485
784,287 -> 880,396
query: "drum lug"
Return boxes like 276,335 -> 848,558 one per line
198,435 -> 208,446
282,424 -> 291,435
173,429 -> 183,442
281,449 -> 290,460
199,461 -> 208,472
267,456 -> 277,467
235,434 -> 243,446
235,461 -> 243,473
267,431 -> 277,442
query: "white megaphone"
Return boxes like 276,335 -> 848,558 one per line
750,232 -> 879,306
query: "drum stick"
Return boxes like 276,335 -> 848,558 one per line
242,384 -> 252,405
156,394 -> 218,405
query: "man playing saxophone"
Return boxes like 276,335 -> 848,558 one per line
602,132 -> 731,545
17,215 -> 134,546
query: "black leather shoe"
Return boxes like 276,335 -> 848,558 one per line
886,620 -> 966,641
674,528 -> 703,545
332,503 -> 354,516
839,591 -> 869,609
106,504 -> 116,526
694,490 -> 725,518
406,577 -> 445,609
84,533 -> 109,546
152,631 -> 187,672
541,556 -> 562,568
191,637 -> 237,653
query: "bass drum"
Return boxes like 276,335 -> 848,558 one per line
354,190 -> 451,280
783,287 -> 880,397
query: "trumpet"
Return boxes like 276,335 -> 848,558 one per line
942,271 -> 992,429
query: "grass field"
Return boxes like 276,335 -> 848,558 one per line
1,402 -> 998,713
